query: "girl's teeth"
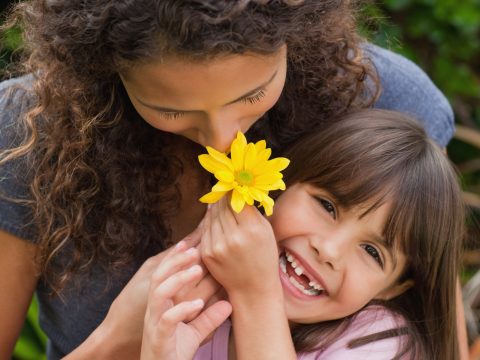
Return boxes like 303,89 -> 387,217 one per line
308,281 -> 324,291
294,266 -> 304,276
288,276 -> 320,296
280,252 -> 324,296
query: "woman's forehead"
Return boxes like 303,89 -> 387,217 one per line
121,46 -> 287,109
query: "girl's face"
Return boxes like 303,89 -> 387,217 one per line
268,183 -> 412,325
120,47 -> 287,152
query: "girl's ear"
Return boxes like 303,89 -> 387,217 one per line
375,279 -> 414,301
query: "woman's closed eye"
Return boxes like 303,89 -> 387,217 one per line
158,111 -> 185,120
241,89 -> 266,104
157,89 -> 267,119
361,244 -> 384,268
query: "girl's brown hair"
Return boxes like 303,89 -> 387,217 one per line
0,0 -> 378,292
283,109 -> 464,360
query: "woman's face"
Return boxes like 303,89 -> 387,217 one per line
268,183 -> 412,325
121,46 -> 287,152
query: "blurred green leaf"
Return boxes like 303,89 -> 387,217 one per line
2,25 -> 22,51
12,297 -> 47,360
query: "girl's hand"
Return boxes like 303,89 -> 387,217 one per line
140,242 -> 232,360
201,198 -> 282,300
78,226 -> 223,359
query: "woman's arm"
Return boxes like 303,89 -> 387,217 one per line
0,230 -> 39,359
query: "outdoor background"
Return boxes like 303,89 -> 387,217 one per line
1,0 -> 479,359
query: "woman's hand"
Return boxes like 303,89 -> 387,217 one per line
68,225 -> 223,359
141,241 -> 232,360
200,198 -> 282,300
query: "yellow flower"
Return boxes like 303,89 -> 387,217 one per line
198,131 -> 290,216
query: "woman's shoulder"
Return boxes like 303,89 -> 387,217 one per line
0,75 -> 37,241
299,306 -> 408,360
0,74 -> 36,135
364,43 -> 454,147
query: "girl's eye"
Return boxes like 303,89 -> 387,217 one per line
361,244 -> 384,268
315,197 -> 336,219
159,111 -> 185,120
241,90 -> 266,104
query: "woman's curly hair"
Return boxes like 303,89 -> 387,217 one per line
1,0 -> 378,292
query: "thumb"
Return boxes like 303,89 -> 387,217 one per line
190,300 -> 232,342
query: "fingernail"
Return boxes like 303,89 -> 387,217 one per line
191,299 -> 204,308
186,247 -> 197,255
175,240 -> 185,249
188,265 -> 201,273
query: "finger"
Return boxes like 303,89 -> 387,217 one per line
200,206 -> 213,258
218,195 -> 238,234
138,239 -> 189,277
234,203 -> 269,230
156,299 -> 205,339
188,300 -> 232,342
173,259 -> 209,300
210,202 -> 225,247
149,265 -> 203,321
150,247 -> 200,291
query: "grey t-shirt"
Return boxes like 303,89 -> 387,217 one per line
0,44 -> 454,359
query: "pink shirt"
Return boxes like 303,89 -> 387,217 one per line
194,306 -> 407,360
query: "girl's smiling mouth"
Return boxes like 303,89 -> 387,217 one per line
279,248 -> 329,298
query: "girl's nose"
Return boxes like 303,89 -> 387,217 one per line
309,231 -> 350,270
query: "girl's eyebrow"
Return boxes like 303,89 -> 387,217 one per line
135,70 -> 278,113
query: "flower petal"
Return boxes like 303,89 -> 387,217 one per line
231,132 -> 247,171
261,196 -> 275,216
231,188 -> 246,213
248,186 -> 268,202
198,154 -> 231,174
254,172 -> 283,185
214,170 -> 235,183
199,191 -> 227,203
244,143 -> 258,172
206,146 -> 234,172
255,148 -> 272,165
212,181 -> 235,192
263,157 -> 290,173
254,140 -> 267,153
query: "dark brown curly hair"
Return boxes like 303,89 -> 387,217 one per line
0,0 -> 378,292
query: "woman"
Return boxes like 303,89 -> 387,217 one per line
0,1 -> 455,359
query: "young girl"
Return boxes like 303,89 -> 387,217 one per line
0,1 -> 459,358
141,109 -> 464,359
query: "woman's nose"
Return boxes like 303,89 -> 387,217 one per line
309,231 -> 350,270
203,113 -> 242,152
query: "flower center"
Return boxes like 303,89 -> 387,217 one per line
237,170 -> 253,185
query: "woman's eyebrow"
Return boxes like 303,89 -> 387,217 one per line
135,70 -> 278,113
225,70 -> 278,105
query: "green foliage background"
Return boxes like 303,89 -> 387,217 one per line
1,0 -> 479,357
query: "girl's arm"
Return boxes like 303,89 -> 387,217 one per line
0,230 -> 39,359
201,199 -> 296,360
